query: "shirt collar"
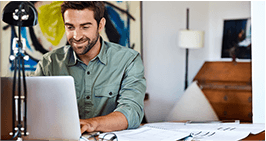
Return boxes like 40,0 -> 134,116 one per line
67,37 -> 107,66
66,46 -> 77,66
96,37 -> 107,65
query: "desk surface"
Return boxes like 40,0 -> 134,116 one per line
86,131 -> 265,141
2,131 -> 265,141
2,122 -> 265,140
243,131 -> 265,140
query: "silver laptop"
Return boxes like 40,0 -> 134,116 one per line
1,76 -> 81,140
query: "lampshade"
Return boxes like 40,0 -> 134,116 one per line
179,30 -> 204,49
2,1 -> 38,27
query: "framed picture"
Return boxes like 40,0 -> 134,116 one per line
221,18 -> 251,60
1,1 -> 143,76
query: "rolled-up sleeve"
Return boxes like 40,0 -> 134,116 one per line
114,54 -> 146,129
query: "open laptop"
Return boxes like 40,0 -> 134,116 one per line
1,76 -> 81,140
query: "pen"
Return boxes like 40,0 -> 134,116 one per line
185,120 -> 221,125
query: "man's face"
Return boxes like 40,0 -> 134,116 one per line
63,9 -> 99,55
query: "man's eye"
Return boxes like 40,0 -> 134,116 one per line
83,26 -> 89,29
66,26 -> 74,30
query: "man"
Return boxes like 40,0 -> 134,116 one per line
34,1 -> 146,133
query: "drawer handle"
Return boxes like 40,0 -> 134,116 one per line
223,111 -> 227,116
248,97 -> 252,103
248,112 -> 252,118
223,96 -> 228,101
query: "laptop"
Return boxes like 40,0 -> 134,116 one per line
1,76 -> 81,140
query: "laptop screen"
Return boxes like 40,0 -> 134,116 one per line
1,76 -> 81,140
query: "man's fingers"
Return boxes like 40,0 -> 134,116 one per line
81,123 -> 94,133
80,124 -> 87,134
79,119 -> 87,125
79,119 -> 96,133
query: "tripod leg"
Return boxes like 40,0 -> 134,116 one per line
17,55 -> 22,138
22,56 -> 27,136
12,57 -> 18,136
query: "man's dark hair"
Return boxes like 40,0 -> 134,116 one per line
61,1 -> 105,25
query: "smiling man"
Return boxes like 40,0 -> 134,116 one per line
34,1 -> 146,133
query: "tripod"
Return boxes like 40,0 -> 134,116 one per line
9,37 -> 29,141
2,1 -> 38,140
7,3 -> 31,141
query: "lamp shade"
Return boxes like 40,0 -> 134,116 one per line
2,1 -> 38,27
179,30 -> 204,49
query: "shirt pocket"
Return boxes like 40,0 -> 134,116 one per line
93,84 -> 120,115
94,84 -> 119,98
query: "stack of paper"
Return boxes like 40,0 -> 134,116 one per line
100,126 -> 189,141
99,122 -> 265,141
145,122 -> 265,141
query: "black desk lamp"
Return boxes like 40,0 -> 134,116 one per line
179,8 -> 204,90
2,1 -> 38,141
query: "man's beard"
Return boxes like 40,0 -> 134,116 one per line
69,33 -> 99,55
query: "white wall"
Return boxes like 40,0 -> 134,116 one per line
142,1 -> 253,122
143,1 -> 210,122
208,1 -> 251,61
251,1 -> 265,124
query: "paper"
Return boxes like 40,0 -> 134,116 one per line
187,130 -> 250,141
144,122 -> 265,141
99,122 -> 265,141
99,126 -> 190,141
229,123 -> 265,134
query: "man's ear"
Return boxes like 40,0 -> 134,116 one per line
98,17 -> 106,33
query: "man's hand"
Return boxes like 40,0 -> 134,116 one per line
80,119 -> 97,133
79,111 -> 128,134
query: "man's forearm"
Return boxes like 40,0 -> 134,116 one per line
80,111 -> 128,133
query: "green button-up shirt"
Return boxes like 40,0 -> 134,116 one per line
34,38 -> 146,129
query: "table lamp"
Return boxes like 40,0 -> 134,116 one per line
2,1 -> 38,141
179,8 -> 204,90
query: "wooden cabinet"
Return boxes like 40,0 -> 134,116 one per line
193,61 -> 252,122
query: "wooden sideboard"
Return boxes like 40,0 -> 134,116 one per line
193,61 -> 252,122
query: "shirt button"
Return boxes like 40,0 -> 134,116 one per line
109,92 -> 112,96
86,96 -> 90,99
87,71 -> 90,75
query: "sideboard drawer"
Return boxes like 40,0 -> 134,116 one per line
202,89 -> 252,122
193,61 -> 252,122
203,89 -> 252,104
211,103 -> 252,122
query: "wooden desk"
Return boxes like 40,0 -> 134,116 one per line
2,129 -> 264,140
144,121 -> 265,141
243,131 -> 265,140
86,129 -> 265,141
